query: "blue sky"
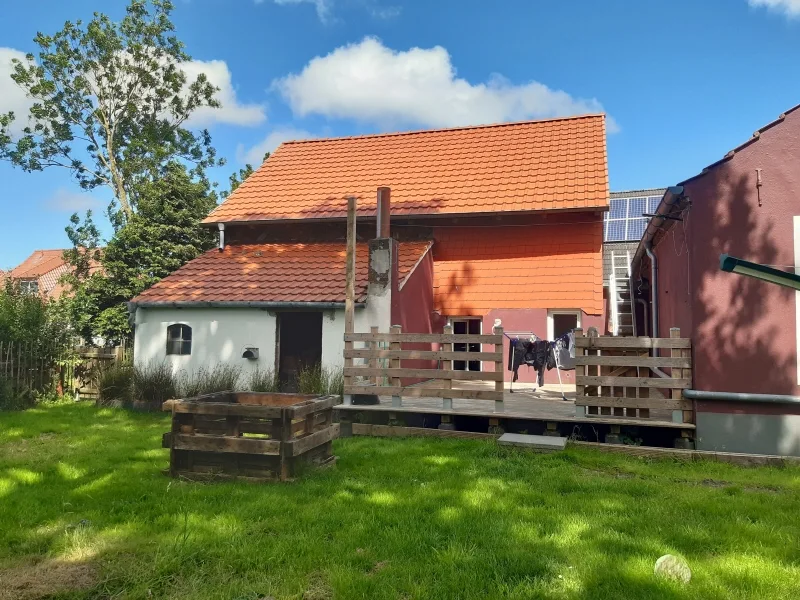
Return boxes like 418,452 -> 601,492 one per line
1,0 -> 800,268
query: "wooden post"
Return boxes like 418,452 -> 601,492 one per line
574,328 -> 585,417
442,325 -> 453,410
369,326 -> 379,386
493,326 -> 504,413
670,327 -> 684,424
390,325 -> 402,408
343,196 -> 357,406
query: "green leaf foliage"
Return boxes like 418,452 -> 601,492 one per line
0,0 -> 222,220
65,162 -> 217,343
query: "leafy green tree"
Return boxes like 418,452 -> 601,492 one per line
0,0 -> 222,221
0,279 -> 72,348
66,162 -> 218,342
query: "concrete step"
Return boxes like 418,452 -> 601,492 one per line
497,433 -> 567,452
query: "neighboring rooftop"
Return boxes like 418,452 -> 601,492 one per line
205,114 -> 610,224
131,241 -> 432,305
6,250 -> 72,299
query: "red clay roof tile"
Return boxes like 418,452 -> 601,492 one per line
132,241 -> 432,304
205,115 -> 609,224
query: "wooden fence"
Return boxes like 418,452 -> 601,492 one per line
343,325 -> 506,411
574,327 -> 693,425
0,339 -> 129,400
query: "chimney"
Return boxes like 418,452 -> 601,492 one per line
376,186 -> 391,239
367,188 -> 397,330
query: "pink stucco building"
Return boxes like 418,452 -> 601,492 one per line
631,104 -> 800,455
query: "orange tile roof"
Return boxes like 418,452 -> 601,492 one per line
10,250 -> 68,280
433,223 -> 603,315
205,115 -> 609,224
132,241 -> 432,304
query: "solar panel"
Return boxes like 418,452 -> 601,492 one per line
604,193 -> 664,242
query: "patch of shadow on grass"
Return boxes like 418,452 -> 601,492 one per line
0,558 -> 97,600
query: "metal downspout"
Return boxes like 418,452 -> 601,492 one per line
684,389 -> 800,405
644,239 -> 671,378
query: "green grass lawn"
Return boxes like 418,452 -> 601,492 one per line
2,404 -> 800,600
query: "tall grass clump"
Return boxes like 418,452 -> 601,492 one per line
247,367 -> 279,392
179,364 -> 241,397
132,361 -> 178,409
296,364 -> 344,397
96,361 -> 133,407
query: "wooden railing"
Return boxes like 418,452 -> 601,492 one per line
574,327 -> 693,425
343,325 -> 506,411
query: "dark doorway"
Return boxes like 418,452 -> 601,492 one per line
277,312 -> 323,392
452,318 -> 482,371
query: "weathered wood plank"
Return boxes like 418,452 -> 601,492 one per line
352,423 -> 499,440
170,401 -> 284,418
575,337 -> 691,349
574,395 -> 693,410
343,385 -> 503,401
344,349 -> 503,361
344,333 -> 502,344
288,395 -> 338,419
577,376 -> 691,389
172,433 -> 281,455
574,355 -> 692,368
285,424 -> 340,456
343,367 -> 504,381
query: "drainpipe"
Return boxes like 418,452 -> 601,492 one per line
684,389 -> 800,405
644,239 -> 658,339
635,298 -> 649,337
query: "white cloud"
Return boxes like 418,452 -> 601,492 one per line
274,37 -> 618,132
749,0 -> 800,17
236,126 -> 315,165
44,189 -> 105,212
182,59 -> 266,127
273,0 -> 333,23
0,48 -> 35,136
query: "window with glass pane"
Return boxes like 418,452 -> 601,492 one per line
20,280 -> 39,294
166,324 -> 192,355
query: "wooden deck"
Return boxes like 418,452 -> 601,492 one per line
338,382 -> 694,430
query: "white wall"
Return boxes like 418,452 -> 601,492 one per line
134,303 -> 390,380
134,307 -> 277,381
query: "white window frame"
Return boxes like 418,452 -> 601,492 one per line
19,279 -> 39,295
547,310 -> 581,341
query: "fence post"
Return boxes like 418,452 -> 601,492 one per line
493,326 -> 505,413
369,326 -> 379,386
343,333 -> 353,406
574,328 -> 585,417
390,325 -> 402,408
442,325 -> 453,411
670,327 -> 687,424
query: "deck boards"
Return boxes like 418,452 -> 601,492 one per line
339,382 -> 694,429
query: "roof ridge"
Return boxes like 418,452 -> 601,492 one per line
280,114 -> 606,146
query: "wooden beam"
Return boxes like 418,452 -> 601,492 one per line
575,336 -> 691,349
343,367 -> 504,381
170,401 -> 284,418
574,355 -> 692,368
344,349 -> 502,361
172,433 -> 281,455
345,195 -> 357,336
352,423 -> 499,440
285,424 -> 340,456
343,385 -> 503,401
344,333 -> 502,344
578,376 -> 691,389
574,395 -> 693,410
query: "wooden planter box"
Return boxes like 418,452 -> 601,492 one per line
161,392 -> 340,482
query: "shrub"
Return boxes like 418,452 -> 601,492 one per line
96,361 -> 133,407
296,364 -> 344,397
247,367 -> 279,393
179,364 -> 241,398
0,377 -> 34,411
132,361 -> 178,408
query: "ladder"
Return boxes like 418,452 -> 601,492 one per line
609,250 -> 634,336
